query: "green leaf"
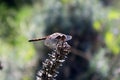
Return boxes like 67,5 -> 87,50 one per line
105,32 -> 119,54
93,21 -> 101,31
108,10 -> 120,20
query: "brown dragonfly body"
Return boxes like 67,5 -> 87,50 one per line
28,32 -> 72,49
28,37 -> 47,42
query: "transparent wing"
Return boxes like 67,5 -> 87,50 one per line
44,38 -> 58,49
65,35 -> 72,41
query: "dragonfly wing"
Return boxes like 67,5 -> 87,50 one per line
44,38 -> 58,49
65,35 -> 72,41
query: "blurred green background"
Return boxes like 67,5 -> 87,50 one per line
0,0 -> 120,80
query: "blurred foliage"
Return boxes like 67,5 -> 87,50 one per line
0,2 -> 36,80
0,0 -> 120,80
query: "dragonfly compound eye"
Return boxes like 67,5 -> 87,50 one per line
55,35 -> 61,40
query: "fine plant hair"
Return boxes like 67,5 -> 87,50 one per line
36,37 -> 71,80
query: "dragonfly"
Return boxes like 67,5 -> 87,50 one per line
28,32 -> 72,49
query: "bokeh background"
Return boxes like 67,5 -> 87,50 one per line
0,0 -> 120,80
